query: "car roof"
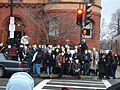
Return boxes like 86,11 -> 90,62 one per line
0,53 -> 3,56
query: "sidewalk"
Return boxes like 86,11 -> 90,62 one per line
40,74 -> 98,80
116,65 -> 120,78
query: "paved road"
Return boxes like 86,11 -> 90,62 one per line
34,79 -> 110,90
0,78 -> 7,90
115,65 -> 120,78
0,78 -> 43,90
0,77 -> 118,90
1,77 -> 120,90
0,65 -> 120,90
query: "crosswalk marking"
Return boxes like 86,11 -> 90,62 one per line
34,79 -> 111,90
34,79 -> 51,90
52,79 -> 104,84
102,80 -> 112,88
49,81 -> 105,86
0,86 -> 6,89
45,84 -> 106,89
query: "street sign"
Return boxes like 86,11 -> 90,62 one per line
9,17 -> 15,38
9,24 -> 15,31
10,17 -> 15,24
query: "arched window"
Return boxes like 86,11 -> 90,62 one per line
48,17 -> 59,37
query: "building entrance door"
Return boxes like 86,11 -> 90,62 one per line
14,31 -> 22,39
3,17 -> 25,45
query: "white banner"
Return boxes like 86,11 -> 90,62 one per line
10,17 -> 15,24
9,24 -> 15,31
10,31 -> 14,38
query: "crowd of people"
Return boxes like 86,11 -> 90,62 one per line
0,38 -> 120,79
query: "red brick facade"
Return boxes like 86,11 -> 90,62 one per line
0,3 -> 101,51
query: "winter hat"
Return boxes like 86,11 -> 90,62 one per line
6,72 -> 34,90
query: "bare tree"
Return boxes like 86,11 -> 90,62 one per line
20,2 -> 77,44
108,9 -> 120,38
100,18 -> 108,41
100,18 -> 111,50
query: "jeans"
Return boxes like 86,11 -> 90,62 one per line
46,66 -> 53,75
33,63 -> 40,75
58,64 -> 65,79
83,62 -> 90,75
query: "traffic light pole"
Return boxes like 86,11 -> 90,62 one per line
10,0 -> 13,16
80,25 -> 83,44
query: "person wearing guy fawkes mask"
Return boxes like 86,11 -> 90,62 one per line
53,48 -> 60,74
90,48 -> 99,76
45,49 -> 54,76
82,50 -> 90,75
112,54 -> 119,76
80,39 -> 88,54
72,59 -> 81,79
18,45 -> 24,61
56,51 -> 66,79
73,49 -> 79,61
105,51 -> 116,79
98,54 -> 106,79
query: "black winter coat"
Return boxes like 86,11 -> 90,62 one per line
98,58 -> 106,73
33,53 -> 42,64
45,53 -> 54,66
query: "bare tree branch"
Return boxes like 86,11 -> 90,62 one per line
108,9 -> 120,38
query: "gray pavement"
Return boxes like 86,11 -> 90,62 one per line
35,79 -> 107,90
115,65 -> 120,78
0,65 -> 120,90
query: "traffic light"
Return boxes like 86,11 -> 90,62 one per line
82,28 -> 90,35
76,9 -> 83,26
84,3 -> 92,26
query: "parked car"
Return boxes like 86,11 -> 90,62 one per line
0,53 -> 30,77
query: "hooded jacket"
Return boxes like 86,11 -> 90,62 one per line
6,72 -> 34,90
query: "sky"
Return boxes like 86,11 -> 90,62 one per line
101,0 -> 120,24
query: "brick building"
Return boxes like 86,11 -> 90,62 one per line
112,35 -> 120,55
0,0 -> 101,50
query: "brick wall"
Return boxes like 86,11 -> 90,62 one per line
0,3 -> 101,51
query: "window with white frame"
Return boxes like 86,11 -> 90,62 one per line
83,0 -> 94,3
48,17 -> 59,37
82,21 -> 93,38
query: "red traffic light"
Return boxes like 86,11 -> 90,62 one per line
77,9 -> 83,14
76,9 -> 83,26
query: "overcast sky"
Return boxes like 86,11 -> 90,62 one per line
101,0 -> 120,24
